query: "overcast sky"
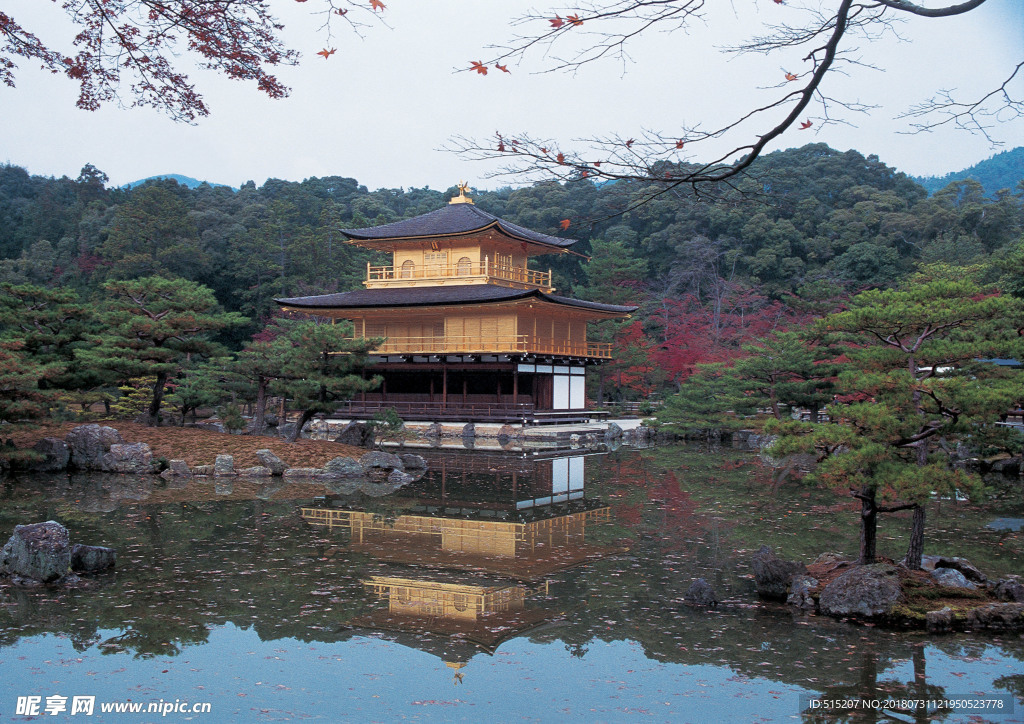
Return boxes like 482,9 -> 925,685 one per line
2,0 -> 1022,191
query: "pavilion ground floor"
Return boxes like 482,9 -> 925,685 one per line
341,355 -> 600,424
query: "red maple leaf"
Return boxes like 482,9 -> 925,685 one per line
625,138 -> 635,147
497,141 -> 506,152
559,219 -> 571,230
566,13 -> 583,26
550,15 -> 564,28
593,161 -> 601,167
799,119 -> 812,129
495,63 -> 510,73
675,139 -> 684,149
317,48 -> 336,59
336,8 -> 348,15
370,0 -> 385,10
540,147 -> 548,154
556,152 -> 565,164
785,72 -> 798,81
470,61 -> 488,75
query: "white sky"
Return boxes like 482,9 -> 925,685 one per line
1,0 -> 1022,190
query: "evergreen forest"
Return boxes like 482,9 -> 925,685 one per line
1,143 -> 1022,420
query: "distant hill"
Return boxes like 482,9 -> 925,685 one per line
913,147 -> 1024,197
124,174 -> 236,191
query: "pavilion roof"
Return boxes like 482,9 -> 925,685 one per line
341,203 -> 576,250
276,284 -> 637,316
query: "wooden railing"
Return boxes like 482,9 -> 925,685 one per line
366,261 -> 551,288
337,400 -> 537,421
349,335 -> 612,359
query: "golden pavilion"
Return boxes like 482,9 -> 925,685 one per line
275,185 -> 636,423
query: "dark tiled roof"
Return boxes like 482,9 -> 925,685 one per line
342,204 -> 576,249
276,285 -> 637,315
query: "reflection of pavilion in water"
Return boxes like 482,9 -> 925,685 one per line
302,451 -> 618,676
301,450 -> 614,579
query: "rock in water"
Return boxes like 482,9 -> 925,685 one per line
819,564 -> 901,618
786,575 -> 820,611
324,456 -> 365,477
238,466 -> 273,478
684,578 -> 718,607
102,442 -> 155,474
359,451 -> 404,471
255,449 -> 287,476
214,454 -> 235,477
0,521 -> 71,583
70,544 -> 116,573
64,424 -> 124,471
751,545 -> 806,601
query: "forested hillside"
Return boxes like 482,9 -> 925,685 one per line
914,147 -> 1024,198
2,143 -> 1022,403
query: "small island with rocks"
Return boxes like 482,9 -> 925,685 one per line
750,545 -> 1024,633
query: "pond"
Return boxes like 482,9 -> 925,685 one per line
1,444 -> 1022,722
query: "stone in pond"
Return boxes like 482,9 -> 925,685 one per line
70,544 -> 116,573
0,521 -> 71,583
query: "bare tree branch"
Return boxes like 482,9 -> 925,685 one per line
450,0 -> 1017,212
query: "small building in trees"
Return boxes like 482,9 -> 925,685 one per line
276,185 -> 636,423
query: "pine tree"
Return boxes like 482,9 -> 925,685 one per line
77,276 -> 247,426
271,319 -> 382,442
769,267 -> 1024,568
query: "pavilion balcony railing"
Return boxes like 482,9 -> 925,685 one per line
366,261 -> 551,289
348,334 -> 612,359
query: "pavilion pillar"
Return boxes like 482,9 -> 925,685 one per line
442,365 -> 448,410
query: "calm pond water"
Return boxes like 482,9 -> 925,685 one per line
1,444 -> 1022,723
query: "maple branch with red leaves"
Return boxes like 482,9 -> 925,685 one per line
3,0 -> 302,121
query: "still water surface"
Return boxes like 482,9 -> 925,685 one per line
1,444 -> 1022,722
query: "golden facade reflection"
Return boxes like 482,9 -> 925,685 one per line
303,452 -> 619,673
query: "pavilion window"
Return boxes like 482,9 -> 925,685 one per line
400,260 -> 415,278
424,251 -> 448,275
456,256 -> 472,275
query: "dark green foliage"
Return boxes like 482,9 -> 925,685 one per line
270,319 -> 382,442
914,147 -> 1024,197
768,269 -> 1024,567
655,363 -> 752,439
76,276 -> 247,426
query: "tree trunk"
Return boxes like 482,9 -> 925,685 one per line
859,485 -> 878,564
905,504 -> 926,570
904,439 -> 929,569
252,377 -> 269,435
288,408 -> 316,443
146,371 -> 168,427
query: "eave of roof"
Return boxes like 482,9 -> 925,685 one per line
275,285 -> 637,316
341,203 -> 576,250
